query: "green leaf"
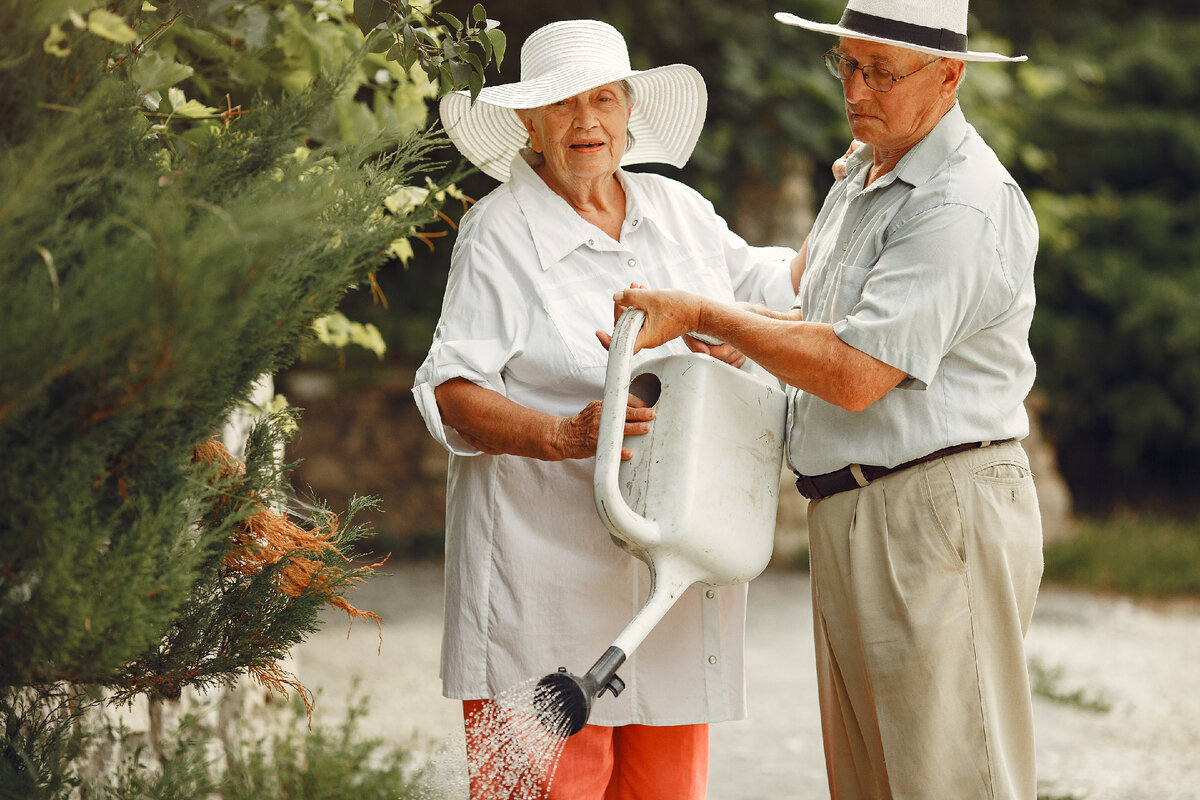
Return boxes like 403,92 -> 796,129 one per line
130,50 -> 195,93
400,25 -> 418,70
447,59 -> 474,89
33,0 -> 96,28
441,38 -> 459,59
233,5 -> 273,50
42,23 -> 71,57
475,26 -> 492,63
467,68 -> 483,102
366,28 -> 392,54
87,8 -> 138,44
485,28 -> 506,69
352,0 -> 391,36
166,87 -> 219,119
472,4 -> 487,22
312,313 -> 387,359
438,12 -> 463,31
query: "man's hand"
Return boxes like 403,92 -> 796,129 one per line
610,287 -> 705,354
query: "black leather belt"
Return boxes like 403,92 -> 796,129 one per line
794,439 -> 1015,501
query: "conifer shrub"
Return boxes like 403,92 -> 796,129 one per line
0,0 -> 498,793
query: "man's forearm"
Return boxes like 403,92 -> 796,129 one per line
696,300 -> 904,412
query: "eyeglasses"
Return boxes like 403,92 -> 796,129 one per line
822,49 -> 942,93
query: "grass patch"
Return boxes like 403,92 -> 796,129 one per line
1028,657 -> 1112,714
99,693 -> 433,800
1043,512 -> 1200,597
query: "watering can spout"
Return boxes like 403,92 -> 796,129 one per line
533,646 -> 627,738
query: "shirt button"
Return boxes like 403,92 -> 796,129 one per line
705,589 -> 716,599
707,655 -> 718,665
632,219 -> 639,227
841,242 -> 849,251
587,239 -> 595,247
627,258 -> 637,268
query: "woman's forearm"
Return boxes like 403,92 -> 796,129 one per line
434,377 -> 653,461
435,378 -> 571,460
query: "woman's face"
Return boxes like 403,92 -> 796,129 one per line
518,82 -> 632,188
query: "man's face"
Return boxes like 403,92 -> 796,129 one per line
834,37 -> 961,154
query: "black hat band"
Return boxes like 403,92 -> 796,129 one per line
838,8 -> 968,53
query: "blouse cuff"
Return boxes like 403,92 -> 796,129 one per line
411,380 -> 484,457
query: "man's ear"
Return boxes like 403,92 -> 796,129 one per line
942,59 -> 967,98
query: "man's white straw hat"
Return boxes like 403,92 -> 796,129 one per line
775,0 -> 1026,63
439,19 -> 707,183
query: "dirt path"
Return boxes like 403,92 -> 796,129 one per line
295,562 -> 1200,799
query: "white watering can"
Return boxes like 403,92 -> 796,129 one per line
534,308 -> 788,736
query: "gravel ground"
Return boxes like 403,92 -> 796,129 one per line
295,562 -> 1200,799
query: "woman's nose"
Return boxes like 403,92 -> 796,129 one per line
574,103 -> 599,128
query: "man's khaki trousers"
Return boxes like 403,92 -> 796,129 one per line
807,441 -> 1043,800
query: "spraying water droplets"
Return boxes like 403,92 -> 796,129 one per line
416,677 -> 575,799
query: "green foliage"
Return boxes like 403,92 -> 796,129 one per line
0,0 -> 499,786
1002,12 -> 1200,507
90,694 -> 427,800
0,689 -> 87,800
0,50 -> 434,691
223,695 -> 426,800
132,0 -> 433,150
1028,657 -> 1112,714
1043,513 -> 1200,597
354,0 -> 505,100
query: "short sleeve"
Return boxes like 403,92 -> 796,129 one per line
834,203 -> 1012,388
412,235 -> 526,455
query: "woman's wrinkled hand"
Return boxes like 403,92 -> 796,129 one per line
831,139 -> 863,180
553,397 -> 654,461
684,336 -> 746,368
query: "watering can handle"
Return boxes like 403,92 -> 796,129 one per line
594,308 -> 662,548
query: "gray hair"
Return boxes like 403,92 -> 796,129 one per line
519,80 -> 636,168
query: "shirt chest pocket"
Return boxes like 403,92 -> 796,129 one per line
807,260 -> 872,322
538,274 -> 625,376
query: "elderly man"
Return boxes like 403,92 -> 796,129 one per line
610,1 -> 1043,797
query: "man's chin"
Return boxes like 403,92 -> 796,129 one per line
848,117 -> 883,142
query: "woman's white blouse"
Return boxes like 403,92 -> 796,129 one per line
412,156 -> 795,726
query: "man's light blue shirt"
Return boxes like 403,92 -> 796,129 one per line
788,103 -> 1039,476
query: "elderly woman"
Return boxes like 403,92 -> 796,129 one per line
412,19 -> 799,799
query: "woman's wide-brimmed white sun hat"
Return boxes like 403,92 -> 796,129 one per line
775,0 -> 1026,63
439,19 -> 707,183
